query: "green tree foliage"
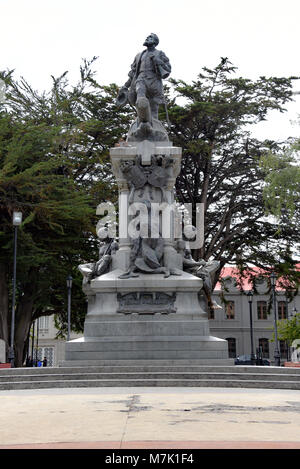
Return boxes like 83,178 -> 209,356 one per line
260,123 -> 300,222
165,58 -> 299,285
277,313 -> 300,346
0,59 -> 133,366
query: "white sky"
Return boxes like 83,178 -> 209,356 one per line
1,0 -> 299,140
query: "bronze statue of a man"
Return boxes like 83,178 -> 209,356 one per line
117,33 -> 171,139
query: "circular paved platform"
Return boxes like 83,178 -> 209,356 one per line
1,387 -> 300,449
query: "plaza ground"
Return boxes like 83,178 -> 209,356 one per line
1,386 -> 300,449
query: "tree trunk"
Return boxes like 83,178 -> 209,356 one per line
14,294 -> 34,367
0,263 -> 9,360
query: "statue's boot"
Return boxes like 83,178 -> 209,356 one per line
136,96 -> 152,123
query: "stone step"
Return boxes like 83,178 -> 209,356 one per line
57,364 -> 300,374
0,365 -> 299,390
1,364 -> 300,375
0,378 -> 300,391
1,371 -> 300,383
61,359 -> 235,367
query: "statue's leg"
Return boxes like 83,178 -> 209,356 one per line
135,80 -> 151,122
150,100 -> 159,121
136,79 -> 147,100
118,269 -> 139,279
149,79 -> 163,121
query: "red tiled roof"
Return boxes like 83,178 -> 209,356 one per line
214,264 -> 300,291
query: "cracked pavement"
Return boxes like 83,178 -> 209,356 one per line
1,387 -> 300,448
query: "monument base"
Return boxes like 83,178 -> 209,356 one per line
65,270 -> 230,364
67,140 -> 230,366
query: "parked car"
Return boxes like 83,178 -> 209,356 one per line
234,354 -> 270,366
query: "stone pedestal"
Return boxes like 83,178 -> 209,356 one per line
65,142 -> 230,364
65,270 -> 229,362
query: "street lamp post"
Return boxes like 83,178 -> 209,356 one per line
31,320 -> 35,362
289,306 -> 298,362
36,318 -> 39,366
247,291 -> 256,365
66,275 -> 73,341
9,211 -> 22,367
285,292 -> 290,361
270,272 -> 281,366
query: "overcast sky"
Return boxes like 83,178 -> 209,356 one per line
1,0 -> 299,140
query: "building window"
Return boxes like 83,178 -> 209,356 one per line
225,301 -> 235,319
258,338 -> 269,358
226,338 -> 236,358
38,316 -> 49,332
278,301 -> 287,320
257,301 -> 267,320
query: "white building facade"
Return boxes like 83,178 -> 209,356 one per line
210,269 -> 299,364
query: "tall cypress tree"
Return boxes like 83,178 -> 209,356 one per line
165,58 -> 299,286
0,59 -> 133,366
